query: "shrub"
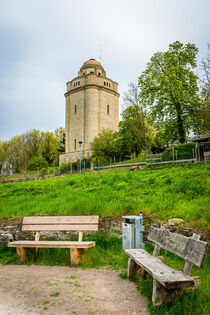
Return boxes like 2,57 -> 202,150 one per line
27,156 -> 48,171
40,168 -> 48,177
59,163 -> 71,174
49,167 -> 54,175
162,142 -> 196,161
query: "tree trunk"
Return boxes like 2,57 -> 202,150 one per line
176,104 -> 185,143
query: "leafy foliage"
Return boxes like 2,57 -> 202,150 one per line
138,41 -> 202,143
0,128 -> 63,173
90,129 -> 120,159
27,156 -> 48,171
162,143 -> 196,161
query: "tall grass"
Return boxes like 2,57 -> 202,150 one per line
0,163 -> 209,230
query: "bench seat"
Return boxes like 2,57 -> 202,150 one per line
8,216 -> 99,265
126,249 -> 194,289
8,241 -> 95,249
125,226 -> 208,306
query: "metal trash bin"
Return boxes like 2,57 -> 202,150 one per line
122,213 -> 145,249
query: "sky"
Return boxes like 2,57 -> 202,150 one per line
0,0 -> 209,141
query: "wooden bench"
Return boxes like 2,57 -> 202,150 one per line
8,216 -> 99,265
125,226 -> 208,306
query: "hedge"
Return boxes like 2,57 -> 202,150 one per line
162,142 -> 196,161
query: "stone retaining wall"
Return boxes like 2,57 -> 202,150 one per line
0,217 -> 209,245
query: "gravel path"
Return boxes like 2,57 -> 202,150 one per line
0,265 -> 148,315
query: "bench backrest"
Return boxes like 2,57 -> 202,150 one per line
148,226 -> 208,269
22,216 -> 99,232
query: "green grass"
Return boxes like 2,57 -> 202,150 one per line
0,163 -> 209,230
0,233 -> 209,315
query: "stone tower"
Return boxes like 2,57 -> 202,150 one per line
59,59 -> 119,164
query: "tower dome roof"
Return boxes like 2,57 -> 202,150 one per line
78,59 -> 106,76
83,59 -> 102,66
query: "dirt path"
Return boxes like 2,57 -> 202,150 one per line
0,265 -> 148,315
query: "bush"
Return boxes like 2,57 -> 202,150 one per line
60,163 -> 71,174
27,156 -> 48,171
162,143 -> 196,161
40,168 -> 48,177
48,167 -> 55,175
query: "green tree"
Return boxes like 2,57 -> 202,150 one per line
40,131 -> 60,166
54,127 -> 65,153
138,41 -> 201,143
119,105 -> 155,156
122,83 -> 149,154
90,129 -> 120,159
198,44 -> 210,133
27,156 -> 48,171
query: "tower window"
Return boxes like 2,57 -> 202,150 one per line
107,104 -> 109,115
75,104 -> 77,114
98,73 -> 101,76
104,82 -> 106,86
74,139 -> 76,150
78,81 -> 80,86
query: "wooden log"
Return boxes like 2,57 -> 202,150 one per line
8,241 -> 96,249
16,247 -> 26,264
148,226 -> 208,268
127,258 -> 139,278
183,234 -> 200,275
153,244 -> 160,257
22,224 -> 99,231
78,231 -> 83,242
152,280 -> 175,306
70,248 -> 84,265
35,231 -> 40,254
126,249 -> 194,289
23,216 -> 99,224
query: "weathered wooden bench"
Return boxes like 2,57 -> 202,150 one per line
8,216 -> 99,265
125,226 -> 208,306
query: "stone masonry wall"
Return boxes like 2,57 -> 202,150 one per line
1,217 -> 209,245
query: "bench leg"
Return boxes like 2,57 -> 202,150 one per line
127,258 -> 147,279
152,280 -> 175,306
70,248 -> 84,265
16,247 -> 26,264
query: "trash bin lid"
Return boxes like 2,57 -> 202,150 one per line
122,215 -> 140,219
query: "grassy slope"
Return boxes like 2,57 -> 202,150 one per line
0,164 -> 209,314
0,163 -> 209,230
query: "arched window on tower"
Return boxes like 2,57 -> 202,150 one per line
74,139 -> 76,150
107,104 -> 109,115
75,104 -> 77,114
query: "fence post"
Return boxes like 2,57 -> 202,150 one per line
172,147 -> 175,164
176,151 -> 178,161
110,157 -> 112,166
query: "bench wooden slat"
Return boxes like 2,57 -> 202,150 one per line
22,224 -> 99,231
126,249 -> 194,289
22,216 -> 99,225
148,226 -> 208,268
8,241 -> 95,249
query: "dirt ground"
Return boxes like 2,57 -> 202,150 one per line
0,265 -> 148,315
